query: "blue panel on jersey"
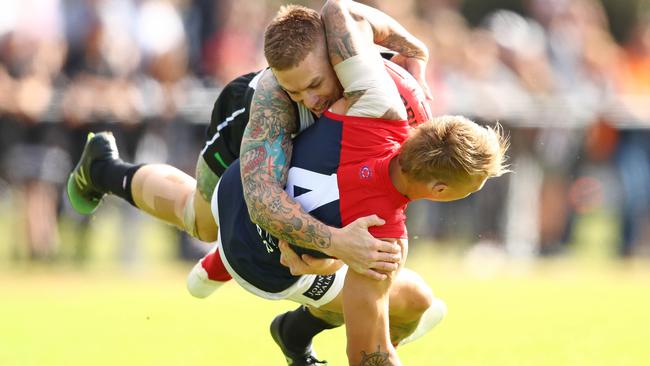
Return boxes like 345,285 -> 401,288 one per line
288,115 -> 343,259
290,115 -> 343,176
217,160 -> 296,293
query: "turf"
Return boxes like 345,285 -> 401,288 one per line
1,250 -> 649,366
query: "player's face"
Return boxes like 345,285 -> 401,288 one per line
410,174 -> 488,202
272,45 -> 342,117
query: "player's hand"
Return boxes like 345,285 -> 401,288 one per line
327,215 -> 401,281
278,241 -> 343,276
390,54 -> 433,101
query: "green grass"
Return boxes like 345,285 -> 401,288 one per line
1,250 -> 650,366
1,202 -> 649,365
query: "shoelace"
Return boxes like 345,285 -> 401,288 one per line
304,355 -> 327,365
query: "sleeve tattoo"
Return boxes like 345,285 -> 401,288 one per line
239,72 -> 333,251
323,1 -> 404,120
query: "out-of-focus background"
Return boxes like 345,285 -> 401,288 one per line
1,1 -> 650,365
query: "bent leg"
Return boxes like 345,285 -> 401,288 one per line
130,156 -> 219,242
130,164 -> 196,231
387,268 -> 445,346
318,267 -> 443,347
193,156 -> 219,241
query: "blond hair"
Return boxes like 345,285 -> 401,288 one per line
399,115 -> 510,182
264,5 -> 324,70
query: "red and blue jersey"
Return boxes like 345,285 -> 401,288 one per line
217,111 -> 411,293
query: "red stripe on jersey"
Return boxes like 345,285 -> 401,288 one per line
324,111 -> 411,239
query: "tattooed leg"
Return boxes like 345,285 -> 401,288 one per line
193,157 -> 219,241
357,346 -> 393,366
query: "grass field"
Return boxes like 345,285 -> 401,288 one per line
2,247 -> 650,366
0,202 -> 649,365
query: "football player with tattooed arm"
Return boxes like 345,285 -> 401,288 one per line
67,1 -> 432,281
65,2 -> 439,364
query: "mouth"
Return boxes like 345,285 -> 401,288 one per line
311,105 -> 324,115
312,100 -> 328,115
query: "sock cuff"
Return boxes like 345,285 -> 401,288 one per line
302,306 -> 340,329
123,164 -> 144,207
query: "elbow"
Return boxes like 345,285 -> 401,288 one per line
242,193 -> 263,226
240,177 -> 263,225
321,0 -> 345,18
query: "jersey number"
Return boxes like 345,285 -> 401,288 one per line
286,167 -> 339,213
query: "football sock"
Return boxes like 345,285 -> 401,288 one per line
187,247 -> 231,298
90,159 -> 142,207
201,249 -> 232,282
280,306 -> 339,353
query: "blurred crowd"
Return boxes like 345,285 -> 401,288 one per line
0,0 -> 648,265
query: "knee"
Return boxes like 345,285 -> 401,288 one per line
195,220 -> 217,242
392,270 -> 434,320
185,191 -> 217,242
405,281 -> 434,316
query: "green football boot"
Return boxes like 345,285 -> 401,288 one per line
66,132 -> 119,214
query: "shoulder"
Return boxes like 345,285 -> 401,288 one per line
249,69 -> 298,133
254,69 -> 291,102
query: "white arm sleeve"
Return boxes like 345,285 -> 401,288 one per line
333,54 -> 406,119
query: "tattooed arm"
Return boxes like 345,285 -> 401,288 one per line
323,0 -> 432,100
322,0 -> 406,120
240,70 -> 401,280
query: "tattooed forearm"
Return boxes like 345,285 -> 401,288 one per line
345,90 -> 367,107
358,346 -> 393,366
345,83 -> 403,121
322,0 -> 367,65
380,32 -> 427,60
323,1 -> 429,61
380,108 -> 404,121
245,177 -> 332,250
240,71 -> 333,252
333,32 -> 358,61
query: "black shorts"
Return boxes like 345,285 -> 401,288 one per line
201,72 -> 258,177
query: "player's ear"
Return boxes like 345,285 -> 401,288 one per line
432,182 -> 448,194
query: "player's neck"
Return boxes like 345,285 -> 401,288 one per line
389,155 -> 410,199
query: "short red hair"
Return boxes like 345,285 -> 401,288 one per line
264,5 -> 324,70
